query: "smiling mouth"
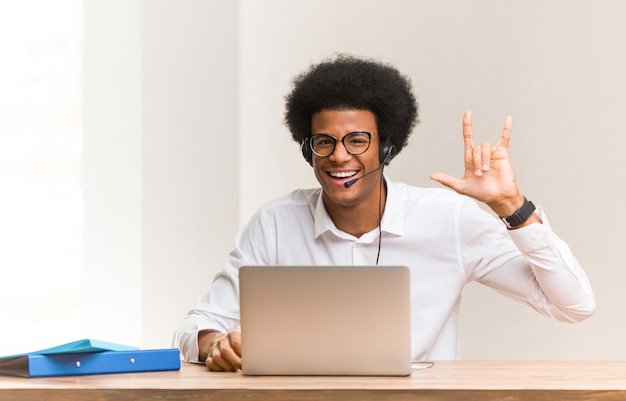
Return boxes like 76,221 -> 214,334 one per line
328,171 -> 358,179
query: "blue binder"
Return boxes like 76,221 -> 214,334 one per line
0,339 -> 181,377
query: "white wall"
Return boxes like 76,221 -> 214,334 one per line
83,0 -> 239,349
83,0 -> 143,346
140,0 -> 239,350
75,0 -> 625,359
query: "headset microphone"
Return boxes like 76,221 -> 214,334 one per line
343,142 -> 396,189
344,164 -> 385,188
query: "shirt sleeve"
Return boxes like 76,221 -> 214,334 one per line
464,204 -> 595,323
172,269 -> 241,363
173,208 -> 277,362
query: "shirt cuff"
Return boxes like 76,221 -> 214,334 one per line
506,207 -> 554,253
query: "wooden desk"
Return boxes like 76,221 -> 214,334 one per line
1,360 -> 625,401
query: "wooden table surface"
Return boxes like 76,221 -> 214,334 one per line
2,360 -> 626,400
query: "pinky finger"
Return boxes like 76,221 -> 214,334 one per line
497,116 -> 513,149
205,353 -> 225,372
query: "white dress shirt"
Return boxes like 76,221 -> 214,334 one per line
174,177 -> 595,362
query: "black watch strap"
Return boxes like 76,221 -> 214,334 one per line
501,197 -> 536,229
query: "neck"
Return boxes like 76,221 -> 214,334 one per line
323,180 -> 387,238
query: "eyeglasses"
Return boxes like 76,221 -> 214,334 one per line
309,132 -> 372,157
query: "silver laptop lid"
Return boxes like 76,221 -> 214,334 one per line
239,265 -> 411,376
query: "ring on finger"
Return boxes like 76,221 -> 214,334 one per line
208,342 -> 219,358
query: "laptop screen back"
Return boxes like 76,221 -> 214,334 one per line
239,265 -> 411,376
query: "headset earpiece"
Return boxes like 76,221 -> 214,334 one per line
379,139 -> 396,165
301,140 -> 313,164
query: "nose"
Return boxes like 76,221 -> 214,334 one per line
329,140 -> 352,162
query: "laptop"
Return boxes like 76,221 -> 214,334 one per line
239,265 -> 412,376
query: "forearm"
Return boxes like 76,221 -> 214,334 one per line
173,315 -> 206,363
485,208 -> 595,321
173,310 -> 234,363
517,226 -> 594,316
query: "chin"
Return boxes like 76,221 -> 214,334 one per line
322,190 -> 360,208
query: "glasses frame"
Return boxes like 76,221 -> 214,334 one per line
308,131 -> 373,158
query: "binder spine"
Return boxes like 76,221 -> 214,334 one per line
27,349 -> 181,377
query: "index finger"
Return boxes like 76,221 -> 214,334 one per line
217,333 -> 243,371
228,331 -> 242,356
462,110 -> 474,152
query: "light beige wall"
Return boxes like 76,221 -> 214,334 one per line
239,0 -> 626,359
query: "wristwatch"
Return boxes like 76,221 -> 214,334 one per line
500,197 -> 536,229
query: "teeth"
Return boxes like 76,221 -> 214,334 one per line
330,171 -> 357,178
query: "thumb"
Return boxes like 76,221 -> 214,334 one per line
430,172 -> 462,191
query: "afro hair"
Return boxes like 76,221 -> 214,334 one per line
284,54 -> 419,158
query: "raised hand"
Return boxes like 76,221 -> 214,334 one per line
430,111 -> 525,217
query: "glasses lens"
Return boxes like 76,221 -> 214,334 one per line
343,132 -> 371,155
310,134 -> 336,157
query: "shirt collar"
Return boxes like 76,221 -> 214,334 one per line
313,175 -> 405,239
380,177 -> 404,236
314,191 -> 334,239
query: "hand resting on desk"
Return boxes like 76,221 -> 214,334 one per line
198,329 -> 242,372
